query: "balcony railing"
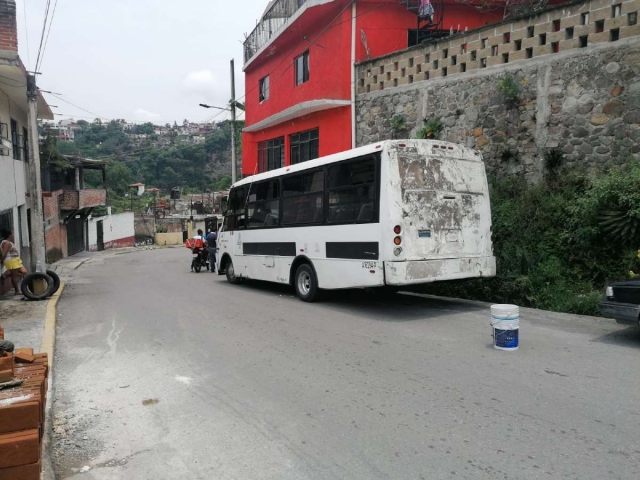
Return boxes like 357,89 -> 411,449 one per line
244,0 -> 310,64
60,189 -> 107,211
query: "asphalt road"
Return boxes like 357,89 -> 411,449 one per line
52,247 -> 640,480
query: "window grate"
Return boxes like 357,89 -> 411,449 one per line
258,137 -> 284,172
259,75 -> 270,102
295,51 -> 309,86
290,128 -> 319,165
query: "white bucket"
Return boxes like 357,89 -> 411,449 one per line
491,304 -> 519,351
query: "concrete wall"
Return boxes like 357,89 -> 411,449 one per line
87,212 -> 135,252
134,215 -> 155,245
43,190 -> 66,264
355,0 -> 640,180
155,232 -> 183,246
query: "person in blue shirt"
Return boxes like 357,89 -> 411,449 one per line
206,229 -> 218,273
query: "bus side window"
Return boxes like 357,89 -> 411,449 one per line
225,186 -> 247,231
282,170 -> 324,225
247,180 -> 280,228
327,156 -> 376,224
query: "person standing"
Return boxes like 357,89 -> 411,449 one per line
206,229 -> 218,273
419,0 -> 434,23
1,229 -> 27,296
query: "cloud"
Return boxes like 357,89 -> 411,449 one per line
134,108 -> 161,120
182,69 -> 219,97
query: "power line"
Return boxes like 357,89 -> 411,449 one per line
35,0 -> 52,72
23,0 -> 31,68
39,0 -> 59,71
53,113 -> 106,120
45,92 -> 110,121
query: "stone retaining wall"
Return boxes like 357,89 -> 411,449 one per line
355,0 -> 640,179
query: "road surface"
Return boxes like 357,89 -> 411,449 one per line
52,247 -> 640,479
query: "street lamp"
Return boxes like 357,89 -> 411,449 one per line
199,104 -> 228,110
198,59 -> 245,185
199,101 -> 242,185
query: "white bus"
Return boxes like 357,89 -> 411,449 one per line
217,140 -> 495,302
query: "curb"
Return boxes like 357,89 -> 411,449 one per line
40,282 -> 65,480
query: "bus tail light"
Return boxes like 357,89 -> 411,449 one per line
393,225 -> 402,234
394,247 -> 403,256
394,236 -> 402,245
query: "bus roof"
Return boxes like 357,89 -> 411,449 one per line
232,140 -> 483,188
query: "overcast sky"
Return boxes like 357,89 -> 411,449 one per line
16,0 -> 269,125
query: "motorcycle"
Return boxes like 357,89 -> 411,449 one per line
185,237 -> 209,273
191,246 -> 209,273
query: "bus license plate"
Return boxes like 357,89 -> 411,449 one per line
418,230 -> 431,238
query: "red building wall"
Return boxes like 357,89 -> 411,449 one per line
243,107 -> 352,176
355,1 -> 504,62
244,4 -> 353,128
242,0 -> 511,176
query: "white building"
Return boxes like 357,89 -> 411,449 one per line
0,3 -> 54,266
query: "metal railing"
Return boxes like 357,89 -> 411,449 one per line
243,0 -> 310,64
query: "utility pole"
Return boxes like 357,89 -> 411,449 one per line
230,59 -> 237,185
26,74 -> 46,271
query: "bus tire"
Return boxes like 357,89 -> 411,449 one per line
225,259 -> 243,285
45,270 -> 61,297
294,264 -> 319,302
20,273 -> 54,301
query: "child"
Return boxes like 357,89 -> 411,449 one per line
1,229 -> 27,296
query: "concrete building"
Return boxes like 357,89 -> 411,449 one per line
240,0 -> 519,175
42,157 -> 107,262
87,211 -> 135,252
0,0 -> 54,267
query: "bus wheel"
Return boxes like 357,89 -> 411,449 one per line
295,264 -> 319,302
225,259 -> 243,285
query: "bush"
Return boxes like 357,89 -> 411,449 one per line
415,118 -> 443,139
417,160 -> 640,316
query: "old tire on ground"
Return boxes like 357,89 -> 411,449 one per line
45,270 -> 61,297
225,259 -> 243,285
294,264 -> 319,302
20,273 -> 54,301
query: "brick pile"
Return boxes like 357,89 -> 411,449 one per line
0,327 -> 49,480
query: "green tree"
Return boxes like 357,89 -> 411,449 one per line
106,161 -> 133,196
214,175 -> 232,190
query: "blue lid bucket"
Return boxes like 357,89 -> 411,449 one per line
491,304 -> 519,351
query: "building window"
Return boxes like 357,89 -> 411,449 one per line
290,128 -> 319,165
258,137 -> 285,173
10,119 -> 19,160
295,50 -> 309,86
259,75 -> 270,102
22,127 -> 28,162
0,209 -> 13,234
17,205 -> 24,247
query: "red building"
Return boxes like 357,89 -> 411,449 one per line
241,0 -> 509,176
